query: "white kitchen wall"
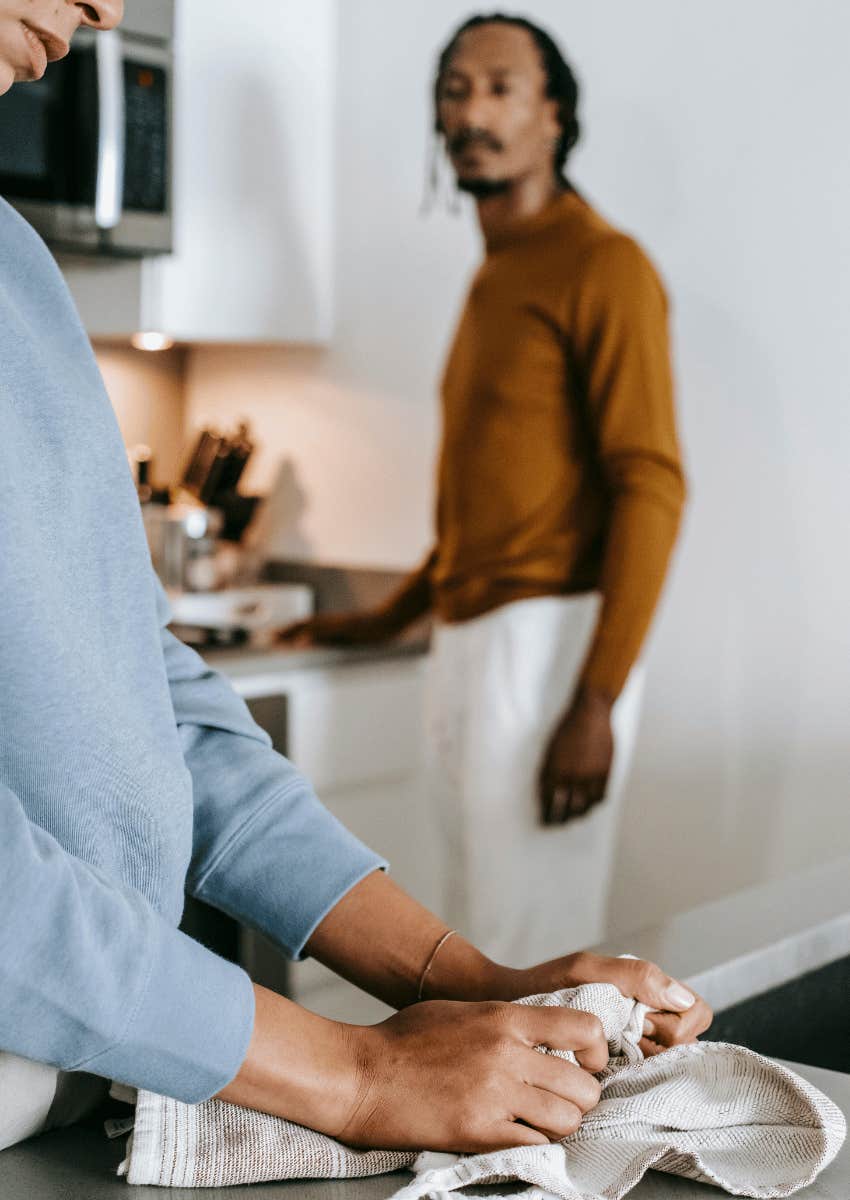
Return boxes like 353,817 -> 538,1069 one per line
184,1 -> 850,931
96,345 -> 187,483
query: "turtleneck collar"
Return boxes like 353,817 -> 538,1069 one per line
483,188 -> 586,254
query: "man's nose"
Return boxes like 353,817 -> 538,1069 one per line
454,90 -> 497,132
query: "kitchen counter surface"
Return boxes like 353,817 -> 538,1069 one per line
201,630 -> 429,680
1,1058 -> 847,1200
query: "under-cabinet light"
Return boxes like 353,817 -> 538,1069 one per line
131,331 -> 175,352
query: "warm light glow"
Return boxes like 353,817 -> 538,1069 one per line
131,331 -> 175,352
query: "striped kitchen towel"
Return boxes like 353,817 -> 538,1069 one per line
118,980 -> 846,1197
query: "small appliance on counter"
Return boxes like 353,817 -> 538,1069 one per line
139,421 -> 312,647
140,420 -> 261,595
165,583 -> 314,648
143,501 -> 225,594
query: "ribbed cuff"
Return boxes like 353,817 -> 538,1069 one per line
194,780 -> 388,962
80,916 -> 255,1103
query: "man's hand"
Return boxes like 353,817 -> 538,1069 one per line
277,611 -> 394,649
339,999 -> 607,1151
481,953 -> 713,1059
539,686 -> 614,824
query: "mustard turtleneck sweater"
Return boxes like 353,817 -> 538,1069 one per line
385,190 -> 686,700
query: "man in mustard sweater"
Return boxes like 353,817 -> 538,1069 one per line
282,15 -> 686,965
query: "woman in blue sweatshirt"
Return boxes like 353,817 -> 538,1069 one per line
0,0 -> 710,1156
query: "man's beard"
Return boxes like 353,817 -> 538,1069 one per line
455,175 -> 513,198
446,129 -> 511,198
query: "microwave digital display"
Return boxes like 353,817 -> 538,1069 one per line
124,59 -> 167,213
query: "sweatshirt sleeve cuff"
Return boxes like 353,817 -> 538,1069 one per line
78,916 -> 255,1104
193,779 -> 388,962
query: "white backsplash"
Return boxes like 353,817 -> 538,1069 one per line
94,343 -> 188,487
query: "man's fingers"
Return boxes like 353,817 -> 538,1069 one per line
524,1051 -> 602,1113
516,1007 -> 609,1073
546,783 -> 570,823
514,1086 -> 583,1141
541,781 -> 577,825
569,776 -> 607,813
568,784 -> 589,815
541,776 -> 608,824
584,778 -> 607,808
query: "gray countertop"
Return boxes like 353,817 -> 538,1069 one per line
201,631 -> 429,680
1,1058 -> 847,1200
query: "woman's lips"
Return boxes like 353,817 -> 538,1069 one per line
21,23 -> 49,80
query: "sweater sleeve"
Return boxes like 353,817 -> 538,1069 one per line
155,580 -> 387,961
0,778 -> 256,1103
376,546 -> 436,632
571,234 -> 687,698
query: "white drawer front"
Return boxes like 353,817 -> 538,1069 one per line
289,772 -> 445,1002
287,660 -> 426,793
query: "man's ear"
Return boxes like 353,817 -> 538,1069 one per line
541,96 -> 561,143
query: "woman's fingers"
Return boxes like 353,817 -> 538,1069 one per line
516,1006 -> 609,1074
642,999 -> 712,1047
638,1036 -> 666,1058
523,1049 -> 602,1113
561,954 -> 698,1015
492,1121 -> 550,1147
514,1085 -> 583,1141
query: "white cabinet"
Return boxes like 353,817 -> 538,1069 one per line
63,0 -> 334,343
231,655 -> 441,1024
286,658 -> 441,1022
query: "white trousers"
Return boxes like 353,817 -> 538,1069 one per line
426,594 -> 644,968
0,1053 -> 106,1153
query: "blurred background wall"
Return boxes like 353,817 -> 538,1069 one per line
134,0 -> 850,929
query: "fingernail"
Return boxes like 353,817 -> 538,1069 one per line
643,1017 -> 655,1036
663,984 -> 695,1010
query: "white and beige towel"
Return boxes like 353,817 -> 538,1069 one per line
118,980 -> 846,1197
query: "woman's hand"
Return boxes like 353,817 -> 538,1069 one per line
338,998 -> 608,1151
483,952 -> 713,1057
219,985 -> 608,1154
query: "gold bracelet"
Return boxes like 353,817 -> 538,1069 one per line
417,929 -> 456,1001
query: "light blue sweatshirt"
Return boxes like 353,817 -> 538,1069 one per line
0,197 -> 385,1102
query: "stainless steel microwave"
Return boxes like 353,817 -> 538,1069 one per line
0,0 -> 173,256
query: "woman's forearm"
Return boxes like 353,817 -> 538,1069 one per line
216,984 -> 362,1134
304,869 -> 509,1007
217,875 -> 512,1130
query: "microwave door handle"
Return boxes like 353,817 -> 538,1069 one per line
94,30 -> 125,229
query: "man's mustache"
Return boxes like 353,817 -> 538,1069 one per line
448,128 -> 504,156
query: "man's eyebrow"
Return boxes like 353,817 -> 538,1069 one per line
441,64 -> 518,80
